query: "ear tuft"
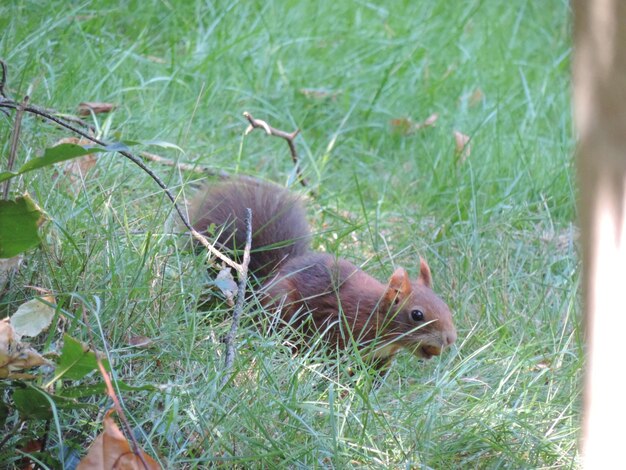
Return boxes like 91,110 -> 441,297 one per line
417,257 -> 433,288
385,267 -> 412,303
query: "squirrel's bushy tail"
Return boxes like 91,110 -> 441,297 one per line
188,178 -> 311,278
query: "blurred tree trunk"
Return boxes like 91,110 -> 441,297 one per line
573,0 -> 626,466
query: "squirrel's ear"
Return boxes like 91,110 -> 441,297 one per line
417,257 -> 432,288
386,267 -> 412,303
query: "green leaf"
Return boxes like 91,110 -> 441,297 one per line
0,142 -> 129,183
13,383 -> 94,419
0,195 -> 44,258
120,139 -> 183,152
53,334 -> 110,382
19,144 -> 97,173
141,139 -> 184,152
0,171 -> 18,181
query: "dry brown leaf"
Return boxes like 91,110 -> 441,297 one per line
418,113 -> 439,129
0,318 -> 51,379
128,336 -> 153,349
530,358 -> 552,372
299,88 -> 340,100
468,88 -> 484,107
454,130 -> 471,164
539,225 -> 579,253
77,102 -> 117,116
146,55 -> 167,64
54,137 -> 99,192
64,153 -> 98,180
77,410 -> 161,470
54,136 -> 91,147
390,113 -> 438,135
390,117 -> 415,135
18,439 -> 43,470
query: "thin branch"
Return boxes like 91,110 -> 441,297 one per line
0,59 -> 7,98
81,306 -> 154,470
221,208 -> 252,387
243,111 -> 309,189
140,150 -> 230,178
52,112 -> 96,133
2,94 -> 29,200
0,98 -> 242,273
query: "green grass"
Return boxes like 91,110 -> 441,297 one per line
1,0 -> 579,468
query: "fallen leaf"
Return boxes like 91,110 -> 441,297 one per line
54,137 -> 93,147
454,130 -> 471,164
64,154 -> 98,180
146,55 -> 167,64
77,410 -> 161,470
53,137 -> 99,193
128,336 -> 153,348
390,113 -> 438,135
531,358 -> 552,372
10,296 -> 56,339
214,268 -> 238,307
419,113 -> 439,128
18,438 -> 43,470
77,102 -> 116,116
539,225 -> 579,252
0,318 -> 51,378
390,117 -> 415,135
468,88 -> 484,107
299,88 -> 341,100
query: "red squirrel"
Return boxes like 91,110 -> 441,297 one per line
189,178 -> 456,369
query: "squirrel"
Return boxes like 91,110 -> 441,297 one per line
188,177 -> 457,370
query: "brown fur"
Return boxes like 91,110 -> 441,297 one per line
190,178 -> 457,367
262,253 -> 456,368
189,178 -> 311,278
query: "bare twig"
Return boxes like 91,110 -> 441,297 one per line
243,111 -> 309,189
81,306 -> 154,470
52,112 -> 96,133
2,94 -> 29,200
221,208 -> 252,387
140,150 -> 230,178
0,59 -> 7,98
0,98 -> 241,273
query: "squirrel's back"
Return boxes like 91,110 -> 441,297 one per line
188,178 -> 311,278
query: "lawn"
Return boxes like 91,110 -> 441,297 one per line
0,0 -> 579,468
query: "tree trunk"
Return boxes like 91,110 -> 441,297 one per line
573,0 -> 626,465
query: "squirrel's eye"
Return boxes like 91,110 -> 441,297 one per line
411,309 -> 425,322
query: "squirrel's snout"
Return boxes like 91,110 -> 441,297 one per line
444,329 -> 457,347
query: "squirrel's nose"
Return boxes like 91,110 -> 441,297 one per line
444,329 -> 457,347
